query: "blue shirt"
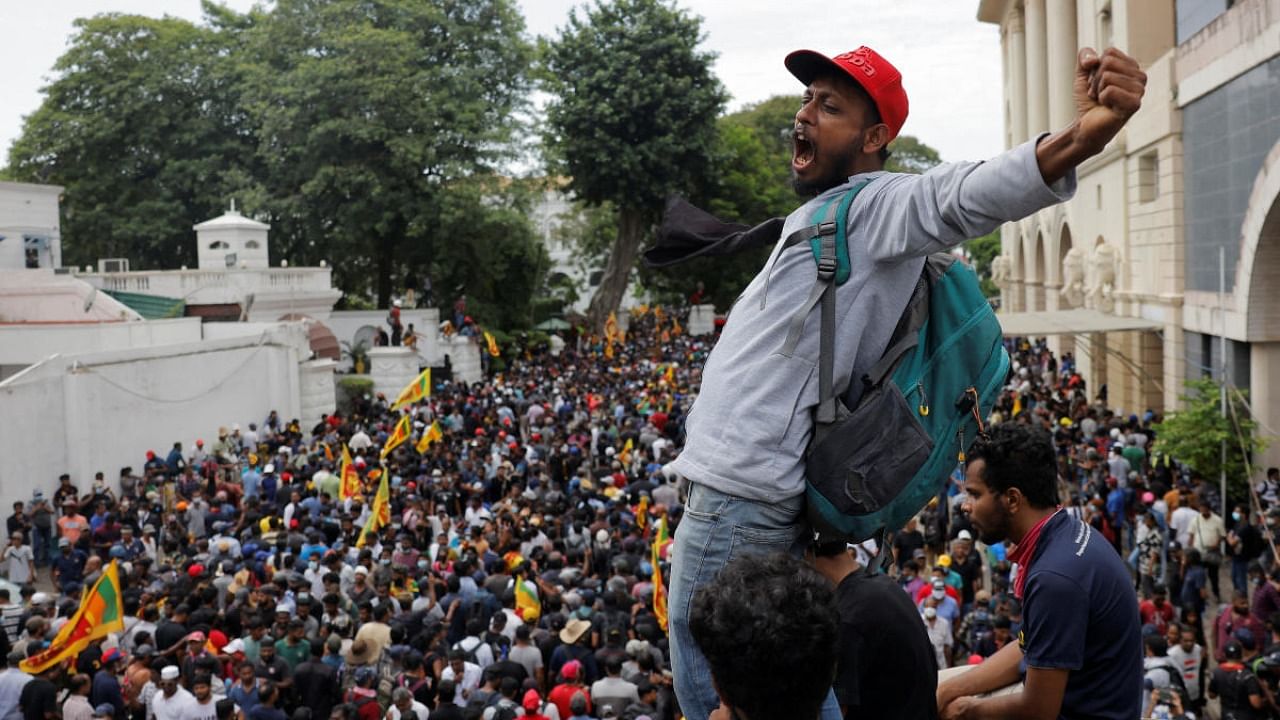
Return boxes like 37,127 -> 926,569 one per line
1019,512 -> 1142,720
242,470 -> 262,500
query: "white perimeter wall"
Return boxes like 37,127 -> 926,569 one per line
0,331 -> 304,515
0,318 -> 203,367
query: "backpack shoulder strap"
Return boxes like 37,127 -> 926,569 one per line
779,181 -> 871,424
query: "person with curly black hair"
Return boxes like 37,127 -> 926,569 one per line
936,423 -> 1142,720
688,553 -> 837,720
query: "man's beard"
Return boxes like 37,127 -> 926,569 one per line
791,136 -> 861,198
976,505 -> 1014,546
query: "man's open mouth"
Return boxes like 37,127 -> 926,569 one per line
793,131 -> 815,172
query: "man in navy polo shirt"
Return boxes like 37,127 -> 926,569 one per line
936,424 -> 1142,719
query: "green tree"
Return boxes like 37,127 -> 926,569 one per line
238,0 -> 535,308
965,231 -> 1002,298
5,10 -> 255,269
541,0 -> 726,329
885,134 -> 942,175
1154,378 -> 1270,504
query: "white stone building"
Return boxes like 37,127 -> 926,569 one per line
977,0 -> 1280,473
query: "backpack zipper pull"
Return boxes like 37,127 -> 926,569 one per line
917,381 -> 929,417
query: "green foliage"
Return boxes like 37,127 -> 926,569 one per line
6,0 -> 547,331
1154,379 -> 1270,503
540,0 -> 726,325
336,375 -> 375,413
238,0 -> 536,309
5,12 -> 255,269
885,135 -> 943,175
965,231 -> 1002,298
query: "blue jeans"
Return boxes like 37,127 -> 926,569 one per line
32,525 -> 53,567
668,482 -> 841,720
1232,557 -> 1250,594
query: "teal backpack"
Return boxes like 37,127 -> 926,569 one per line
779,181 -> 1010,547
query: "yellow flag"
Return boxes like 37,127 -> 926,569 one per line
652,516 -> 670,633
357,470 -> 392,548
514,578 -> 541,622
22,561 -> 125,673
415,420 -> 443,454
672,317 -> 683,336
619,438 -> 634,466
381,415 -> 412,459
391,368 -> 431,411
654,306 -> 664,326
1011,392 -> 1022,418
484,331 -> 500,357
604,312 -> 620,343
322,442 -> 334,462
664,364 -> 676,384
339,445 -> 361,501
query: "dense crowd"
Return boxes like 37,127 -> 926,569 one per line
2,313 -> 1276,720
0,310 -> 696,720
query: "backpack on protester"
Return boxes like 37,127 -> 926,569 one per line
781,181 -> 1010,547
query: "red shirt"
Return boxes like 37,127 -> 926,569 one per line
913,584 -> 961,605
548,684 -> 591,720
1139,599 -> 1175,634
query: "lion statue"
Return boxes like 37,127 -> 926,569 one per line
1059,247 -> 1086,308
1086,242 -> 1119,312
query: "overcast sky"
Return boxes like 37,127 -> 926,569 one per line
0,0 -> 1004,169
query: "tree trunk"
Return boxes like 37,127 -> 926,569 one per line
586,207 -> 646,332
376,235 -> 393,309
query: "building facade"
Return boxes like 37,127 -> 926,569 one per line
977,0 -> 1280,473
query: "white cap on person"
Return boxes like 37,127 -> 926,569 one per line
160,666 -> 180,681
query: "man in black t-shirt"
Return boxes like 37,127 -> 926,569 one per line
1209,641 -> 1266,720
18,661 -> 58,720
892,517 -> 925,572
811,542 -> 937,719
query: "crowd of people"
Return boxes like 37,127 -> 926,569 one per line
0,309 -> 697,720
1,310 -> 1274,720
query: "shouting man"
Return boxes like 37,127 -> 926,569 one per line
667,44 -> 1146,720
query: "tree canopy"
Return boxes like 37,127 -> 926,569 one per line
6,0 -> 547,328
540,0 -> 726,328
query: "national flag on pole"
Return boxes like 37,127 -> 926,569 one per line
635,495 -> 650,536
604,312 -> 621,344
339,445 -> 361,501
619,438 -> 634,466
356,470 -> 391,548
651,515 -> 670,633
416,420 -> 443,454
22,561 -> 125,673
664,364 -> 676,384
380,415 -> 412,460
1011,392 -> 1022,418
671,317 -> 683,336
484,331 -> 501,357
514,577 -> 541,622
322,442 -> 334,462
392,368 -> 431,411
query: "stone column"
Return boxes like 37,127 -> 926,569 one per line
1024,0 -> 1050,137
1007,7 -> 1029,145
1251,343 -> 1280,479
368,347 -> 420,402
688,305 -> 717,336
299,358 -> 337,430
1045,0 -> 1079,130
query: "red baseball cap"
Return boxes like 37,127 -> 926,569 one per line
785,46 -> 909,141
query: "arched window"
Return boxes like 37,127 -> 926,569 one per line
209,241 -> 229,250
245,240 -> 261,250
